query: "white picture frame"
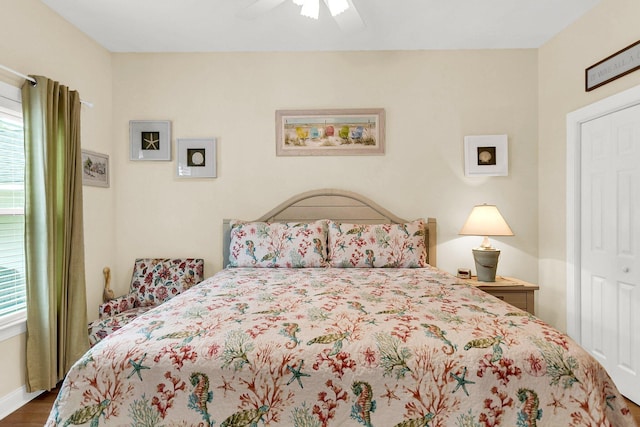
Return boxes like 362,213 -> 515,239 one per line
464,134 -> 508,177
81,149 -> 109,187
177,138 -> 217,178
130,120 -> 171,161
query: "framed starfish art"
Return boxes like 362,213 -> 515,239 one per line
129,120 -> 171,161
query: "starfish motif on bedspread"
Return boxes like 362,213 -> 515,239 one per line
217,375 -> 236,397
381,384 -> 400,405
286,360 -> 311,388
547,393 -> 567,415
127,353 -> 151,380
450,366 -> 475,396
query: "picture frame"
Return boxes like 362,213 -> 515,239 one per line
275,108 -> 385,156
129,120 -> 171,161
81,149 -> 109,188
464,134 -> 508,177
176,138 -> 217,178
586,39 -> 640,92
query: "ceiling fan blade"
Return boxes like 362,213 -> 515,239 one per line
237,0 -> 287,19
332,0 -> 364,32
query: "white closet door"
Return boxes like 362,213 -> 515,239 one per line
580,103 -> 640,404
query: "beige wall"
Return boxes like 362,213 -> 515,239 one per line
537,0 -> 640,329
110,50 -> 539,297
0,0 -> 113,399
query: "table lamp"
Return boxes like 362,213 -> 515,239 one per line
459,204 -> 514,282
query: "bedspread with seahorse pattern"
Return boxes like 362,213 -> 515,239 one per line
46,267 -> 635,426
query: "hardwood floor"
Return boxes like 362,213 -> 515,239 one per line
0,388 -> 58,426
1,387 -> 639,425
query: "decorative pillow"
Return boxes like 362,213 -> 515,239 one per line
327,220 -> 427,267
129,258 -> 204,307
228,220 -> 328,267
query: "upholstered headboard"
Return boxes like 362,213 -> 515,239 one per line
223,188 -> 437,267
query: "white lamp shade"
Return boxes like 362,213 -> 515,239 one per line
459,204 -> 514,237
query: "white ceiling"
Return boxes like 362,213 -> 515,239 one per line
40,0 -> 600,53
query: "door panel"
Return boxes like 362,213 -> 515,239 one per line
580,103 -> 640,404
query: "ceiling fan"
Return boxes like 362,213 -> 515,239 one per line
238,0 -> 365,32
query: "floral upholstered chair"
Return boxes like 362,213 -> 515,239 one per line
88,258 -> 204,346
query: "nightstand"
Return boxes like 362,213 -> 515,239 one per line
462,276 -> 539,315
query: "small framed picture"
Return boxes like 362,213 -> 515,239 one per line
81,149 -> 109,188
177,138 -> 217,178
130,120 -> 171,161
464,134 -> 508,177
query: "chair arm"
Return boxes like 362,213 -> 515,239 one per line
99,294 -> 137,319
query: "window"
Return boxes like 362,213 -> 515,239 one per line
0,81 -> 25,338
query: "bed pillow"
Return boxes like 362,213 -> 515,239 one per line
228,220 -> 328,267
327,219 -> 427,267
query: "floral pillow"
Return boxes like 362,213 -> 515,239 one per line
327,220 -> 427,268
130,258 -> 204,307
228,220 -> 328,267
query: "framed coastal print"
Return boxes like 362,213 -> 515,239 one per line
81,149 -> 109,188
464,134 -> 508,177
130,120 -> 171,161
276,108 -> 385,156
177,138 -> 217,178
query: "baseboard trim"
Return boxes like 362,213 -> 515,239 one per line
0,385 -> 43,420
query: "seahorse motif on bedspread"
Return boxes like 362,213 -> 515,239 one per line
187,372 -> 214,426
421,323 -> 456,355
351,381 -> 376,427
280,322 -> 301,349
516,388 -> 542,427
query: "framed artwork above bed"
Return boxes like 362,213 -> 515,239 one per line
275,109 -> 385,156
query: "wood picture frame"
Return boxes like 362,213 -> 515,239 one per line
129,120 -> 171,161
275,108 -> 385,156
586,39 -> 640,92
81,149 -> 109,187
464,134 -> 508,177
176,138 -> 217,178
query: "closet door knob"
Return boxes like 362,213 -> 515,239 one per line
623,267 -> 630,273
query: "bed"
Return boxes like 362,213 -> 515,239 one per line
46,189 -> 635,426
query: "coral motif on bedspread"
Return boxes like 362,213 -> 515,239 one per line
47,267 -> 635,426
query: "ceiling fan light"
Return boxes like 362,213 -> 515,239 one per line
300,0 -> 320,19
325,0 -> 349,16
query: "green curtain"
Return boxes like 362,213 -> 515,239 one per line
22,76 -> 88,392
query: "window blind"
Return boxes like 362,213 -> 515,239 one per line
0,107 -> 25,325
